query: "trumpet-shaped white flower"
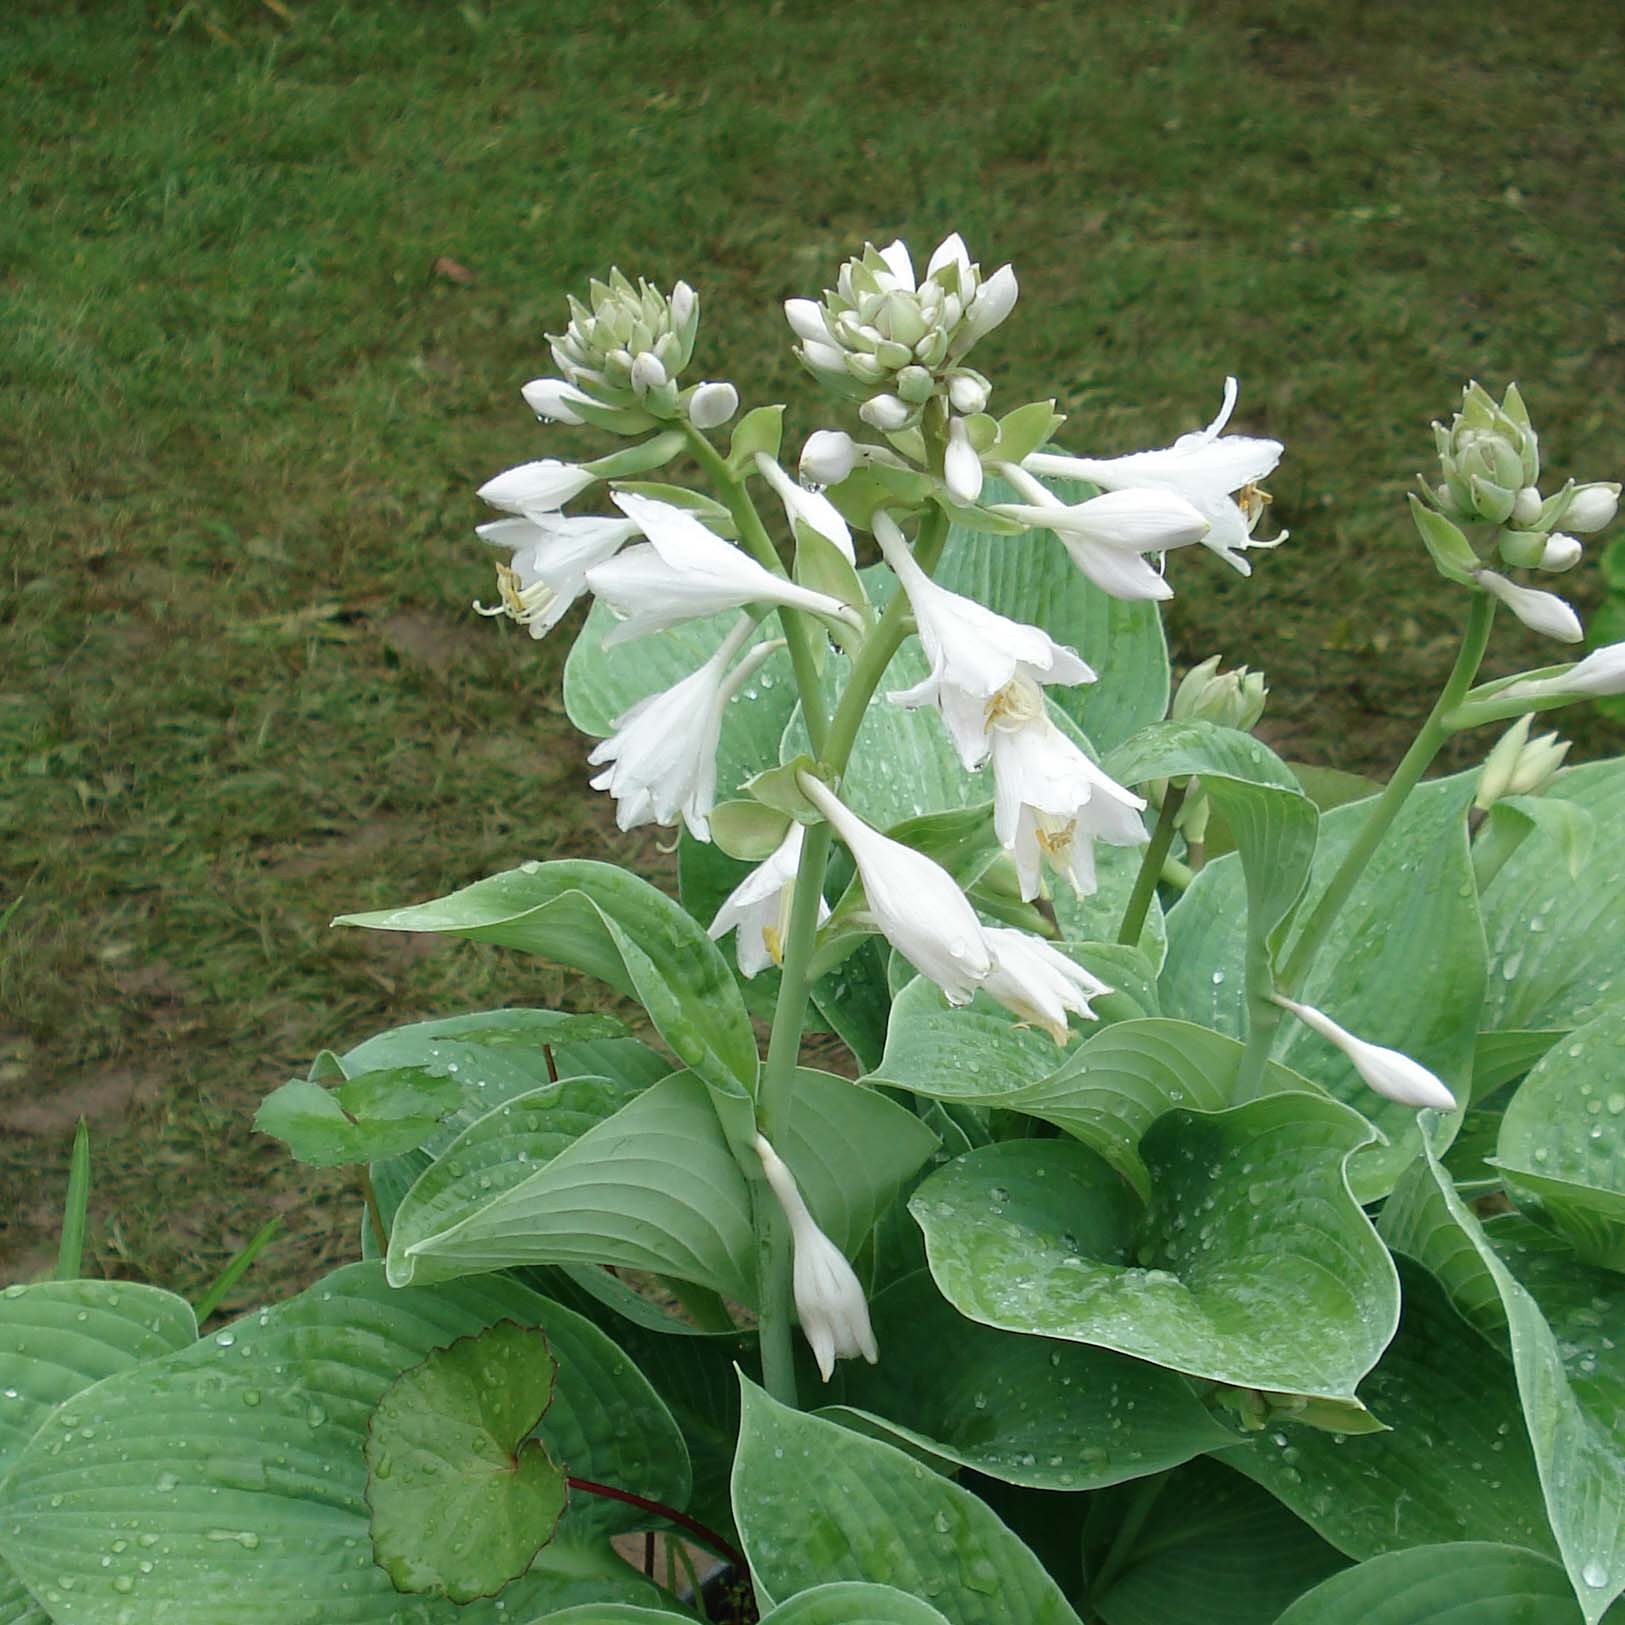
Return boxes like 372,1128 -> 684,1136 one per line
874,513 -> 1094,769
798,772 -> 992,1003
979,929 -> 1111,1043
1023,377 -> 1285,575
707,822 -> 829,977
993,465 -> 1210,601
1272,995 -> 1457,1111
473,514 -> 639,637
987,679 -> 1148,899
754,1135 -> 877,1381
1475,568 -> 1584,643
587,620 -> 768,840
754,453 -> 855,562
586,492 -> 855,645
476,458 -> 598,519
1499,641 -> 1625,703
520,377 -> 594,425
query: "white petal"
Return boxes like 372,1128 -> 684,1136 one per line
800,430 -> 857,486
979,929 -> 1110,1042
877,239 -> 916,291
687,381 -> 739,430
784,298 -> 831,342
755,454 -> 855,562
927,232 -> 971,280
1501,642 -> 1625,702
1476,570 -> 1584,642
519,377 -> 590,425
477,459 -> 596,515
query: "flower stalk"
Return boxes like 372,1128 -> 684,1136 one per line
1117,779 -> 1188,947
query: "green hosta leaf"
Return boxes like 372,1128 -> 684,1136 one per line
412,1013 -> 630,1049
1274,1542 -> 1594,1625
1494,1002 -> 1625,1268
912,1098 -> 1397,1401
335,860 -> 760,1147
873,1007 -> 1317,1202
564,600 -> 796,802
0,1280 -> 196,1474
1084,1458 -> 1347,1625
1474,1028 -> 1565,1099
384,1074 -> 648,1284
1106,718 -> 1318,953
0,1264 -> 685,1624
732,1377 -> 1084,1624
0,1565 -> 44,1625
390,1067 -> 934,1301
810,938 -> 893,1073
1222,1257 -> 1554,1560
934,475 -> 1168,753
827,1271 -> 1234,1490
1401,1145 -> 1625,1623
1163,772 -> 1482,1200
1487,794 -> 1595,882
366,1323 -> 566,1603
1479,759 -> 1625,1031
254,1066 -> 462,1166
761,1583 -> 955,1623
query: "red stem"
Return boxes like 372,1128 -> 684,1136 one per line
565,1475 -> 747,1574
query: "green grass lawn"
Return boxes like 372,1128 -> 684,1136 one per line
3,0 -> 1622,1305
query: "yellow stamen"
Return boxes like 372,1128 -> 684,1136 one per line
1236,482 -> 1273,532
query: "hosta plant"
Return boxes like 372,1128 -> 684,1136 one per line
4,236 -> 1625,1625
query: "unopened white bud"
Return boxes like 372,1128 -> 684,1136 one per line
687,381 -> 739,430
520,377 -> 589,425
629,351 -> 668,396
754,1134 -> 878,1382
669,281 -> 697,331
1566,482 -> 1620,533
944,416 -> 984,503
1511,485 -> 1543,527
859,394 -> 913,432
784,298 -> 830,343
1537,532 -> 1583,572
1476,569 -> 1584,643
1272,996 -> 1456,1111
799,338 -> 848,375
800,430 -> 857,486
947,370 -> 991,414
1475,713 -> 1569,810
1498,642 -> 1625,703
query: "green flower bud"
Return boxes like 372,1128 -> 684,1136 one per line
546,273 -> 701,423
1474,713 -> 1570,811
1172,655 -> 1269,732
1428,382 -> 1542,525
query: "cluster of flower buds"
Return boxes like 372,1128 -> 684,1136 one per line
1472,713 -> 1570,812
536,270 -> 738,431
1145,657 -> 1270,850
785,235 -> 1015,435
1414,382 -> 1619,641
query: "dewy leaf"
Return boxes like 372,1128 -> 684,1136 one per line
1402,1143 -> 1625,1623
1163,772 -> 1483,1201
732,1377 -> 1085,1625
0,1264 -> 687,1625
1222,1257 -> 1555,1560
1085,1457 -> 1347,1625
1478,758 -> 1625,1031
912,1100 -> 1398,1402
254,1066 -> 462,1167
366,1322 -> 566,1604
1106,718 -> 1318,954
335,861 -> 760,1148
827,1271 -> 1234,1491
759,1582 -> 955,1623
1494,1001 -> 1625,1269
1274,1542 -> 1592,1625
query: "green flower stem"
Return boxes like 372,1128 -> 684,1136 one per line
1117,779 -> 1187,946
1278,591 -> 1495,992
750,496 -> 952,1409
683,423 -> 831,756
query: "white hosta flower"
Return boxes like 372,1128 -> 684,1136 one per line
979,929 -> 1110,1043
1475,568 -> 1584,643
476,459 -> 597,519
800,430 -> 858,486
520,377 -> 593,425
993,464 -> 1210,601
944,416 -> 984,503
754,453 -> 855,562
587,620 -> 768,840
874,513 -> 1094,769
1023,377 -> 1285,574
754,1135 -> 877,1381
586,492 -> 855,645
987,679 -> 1148,899
1272,995 -> 1457,1111
473,514 -> 638,637
798,773 -> 992,1002
687,381 -> 739,431
707,822 -> 828,977
1499,642 -> 1625,702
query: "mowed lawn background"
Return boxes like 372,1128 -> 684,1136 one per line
3,0 -> 1622,1305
